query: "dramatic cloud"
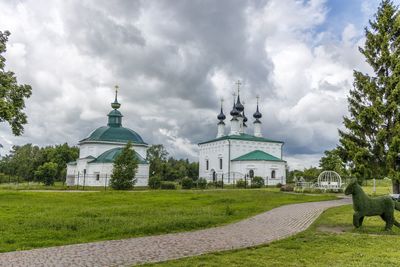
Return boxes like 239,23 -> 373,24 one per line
0,0 -> 385,168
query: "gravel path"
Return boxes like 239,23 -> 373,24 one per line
0,198 -> 351,267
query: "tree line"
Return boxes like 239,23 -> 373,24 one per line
0,143 -> 198,186
146,144 -> 199,181
0,143 -> 79,184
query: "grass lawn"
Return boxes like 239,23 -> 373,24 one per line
362,179 -> 393,196
0,189 -> 335,253
148,203 -> 400,267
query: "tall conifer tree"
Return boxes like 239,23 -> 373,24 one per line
110,142 -> 138,190
338,0 -> 400,193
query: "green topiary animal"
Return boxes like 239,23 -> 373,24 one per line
345,179 -> 400,230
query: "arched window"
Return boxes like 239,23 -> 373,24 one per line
212,171 -> 217,182
271,170 -> 276,179
249,169 -> 254,178
219,158 -> 223,170
206,159 -> 209,170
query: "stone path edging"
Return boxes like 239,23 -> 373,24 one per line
0,198 -> 351,267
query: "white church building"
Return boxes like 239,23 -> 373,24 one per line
66,87 -> 150,187
198,86 -> 286,186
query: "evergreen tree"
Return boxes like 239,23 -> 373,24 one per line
338,0 -> 400,192
0,31 -> 32,136
110,142 -> 138,190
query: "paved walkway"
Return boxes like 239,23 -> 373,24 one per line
0,198 -> 351,267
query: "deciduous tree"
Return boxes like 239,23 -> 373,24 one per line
0,31 -> 32,136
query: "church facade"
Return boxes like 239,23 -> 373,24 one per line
66,88 -> 149,187
198,87 -> 286,186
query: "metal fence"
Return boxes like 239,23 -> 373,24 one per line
209,172 -> 285,187
66,174 -> 148,189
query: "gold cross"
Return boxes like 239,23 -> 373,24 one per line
115,85 -> 119,94
256,95 -> 260,105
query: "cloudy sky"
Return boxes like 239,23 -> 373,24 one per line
0,0 -> 391,169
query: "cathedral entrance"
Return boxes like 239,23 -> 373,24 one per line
211,169 -> 217,182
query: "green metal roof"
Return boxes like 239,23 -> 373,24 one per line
232,150 -> 286,162
80,126 -> 147,145
89,147 -> 148,164
198,133 -> 283,145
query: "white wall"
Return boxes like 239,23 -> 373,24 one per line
66,162 -> 149,187
231,161 -> 286,185
198,139 -> 284,181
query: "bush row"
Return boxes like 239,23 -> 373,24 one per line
293,187 -> 343,193
148,176 -> 208,190
148,176 -> 287,190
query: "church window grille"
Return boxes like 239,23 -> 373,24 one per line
95,173 -> 100,181
271,170 -> 276,179
206,160 -> 209,171
219,158 -> 223,170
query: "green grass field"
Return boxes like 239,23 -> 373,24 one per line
148,202 -> 400,266
362,178 -> 393,196
0,189 -> 335,253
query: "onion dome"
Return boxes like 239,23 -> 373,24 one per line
230,98 -> 239,117
217,101 -> 226,121
111,85 -> 121,110
235,95 -> 244,112
253,102 -> 262,119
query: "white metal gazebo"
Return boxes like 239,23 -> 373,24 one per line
316,171 -> 342,190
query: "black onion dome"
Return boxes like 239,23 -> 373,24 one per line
243,111 -> 248,123
253,104 -> 262,119
217,107 -> 226,121
230,100 -> 239,116
235,95 -> 244,112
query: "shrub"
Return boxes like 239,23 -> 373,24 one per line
197,178 -> 207,189
214,180 -> 224,188
35,162 -> 58,186
236,179 -> 247,188
280,184 -> 294,192
251,176 -> 264,188
207,181 -> 215,188
160,181 -> 177,190
181,177 -> 194,189
276,183 -> 283,188
148,175 -> 161,189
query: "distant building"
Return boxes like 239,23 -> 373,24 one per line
66,87 -> 149,187
198,82 -> 286,185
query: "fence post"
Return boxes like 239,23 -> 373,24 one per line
77,172 -> 80,190
83,169 -> 86,190
105,174 -> 107,191
222,174 -> 224,189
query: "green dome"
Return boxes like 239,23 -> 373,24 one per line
80,126 -> 147,144
90,147 -> 147,164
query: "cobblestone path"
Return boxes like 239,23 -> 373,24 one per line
0,198 -> 351,267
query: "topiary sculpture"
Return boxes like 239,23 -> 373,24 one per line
345,179 -> 400,230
